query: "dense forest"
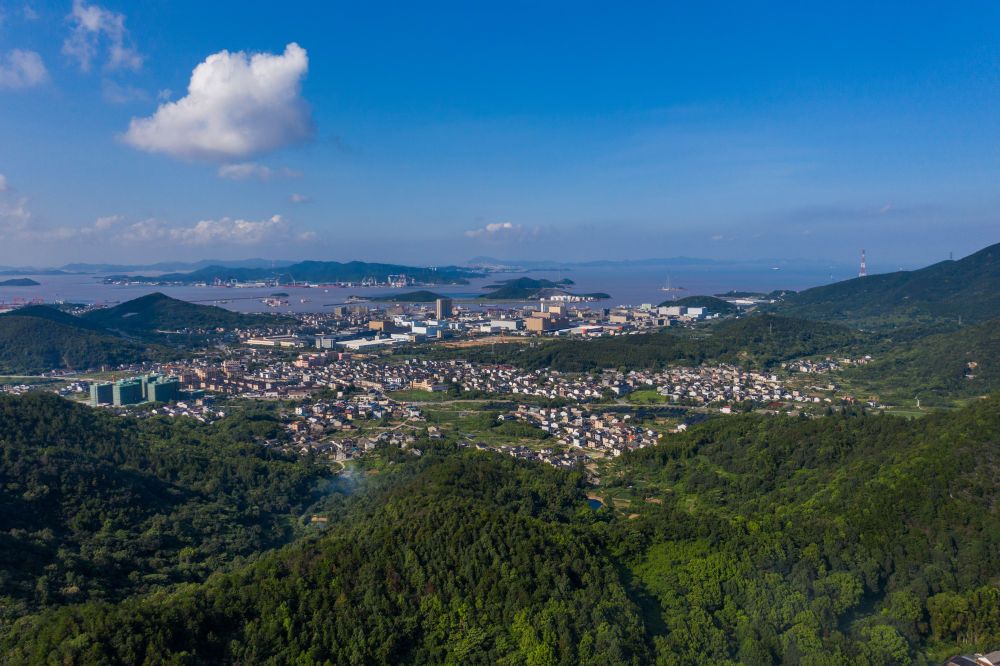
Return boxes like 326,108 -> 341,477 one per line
2,393 -> 997,663
82,292 -> 284,334
0,308 -> 162,374
602,397 -> 1000,664
0,394 -> 327,625
0,294 -> 274,373
845,317 -> 999,405
441,314 -> 865,372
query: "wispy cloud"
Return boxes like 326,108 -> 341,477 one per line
217,162 -> 300,181
115,214 -> 313,246
0,49 -> 48,89
63,0 -> 142,72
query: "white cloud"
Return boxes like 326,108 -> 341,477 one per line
63,0 -> 142,72
123,43 -> 312,161
23,5 -> 40,21
169,215 -> 291,245
289,192 -> 310,204
116,218 -> 164,243
464,221 -> 537,241
0,49 -> 48,89
0,174 -> 7,192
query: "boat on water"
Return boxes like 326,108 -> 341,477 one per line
660,275 -> 686,293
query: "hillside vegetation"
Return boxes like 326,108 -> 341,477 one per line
844,316 -> 1000,405
83,292 -> 280,334
0,307 -> 159,374
3,420 -> 647,665
0,394 -> 326,622
450,314 -> 865,372
773,242 -> 1000,331
3,396 -> 999,663
601,396 -> 1000,664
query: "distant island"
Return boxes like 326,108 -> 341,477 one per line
368,290 -> 443,303
0,278 -> 40,287
111,260 -> 484,286
479,277 -> 608,301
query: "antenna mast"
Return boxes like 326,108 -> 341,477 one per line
859,249 -> 867,278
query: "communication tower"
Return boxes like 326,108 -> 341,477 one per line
859,249 -> 867,278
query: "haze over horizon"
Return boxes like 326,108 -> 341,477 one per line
2,1 -> 998,267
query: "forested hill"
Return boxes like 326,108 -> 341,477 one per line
83,292 -> 283,333
4,439 -> 649,665
601,396 -> 1000,664
4,396 -> 999,663
773,241 -> 1000,331
447,314 -> 864,371
0,393 -> 326,620
0,307 -> 158,374
844,315 -> 1000,405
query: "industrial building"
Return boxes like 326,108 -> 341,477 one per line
435,297 -> 453,319
112,379 -> 144,406
90,375 -> 182,407
147,376 -> 181,403
90,382 -> 113,406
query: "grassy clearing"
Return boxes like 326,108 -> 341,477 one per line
628,389 -> 668,405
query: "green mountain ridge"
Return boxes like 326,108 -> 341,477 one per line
772,242 -> 1000,331
0,307 -> 159,374
448,314 -> 864,372
83,292 -> 283,334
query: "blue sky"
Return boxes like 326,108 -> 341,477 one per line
1,1 -> 998,267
